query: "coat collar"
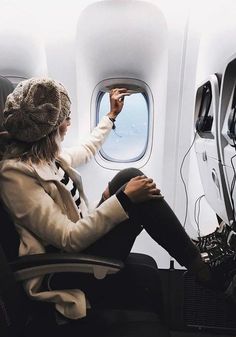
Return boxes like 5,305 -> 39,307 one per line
31,162 -> 59,182
30,156 -> 82,183
30,156 -> 68,182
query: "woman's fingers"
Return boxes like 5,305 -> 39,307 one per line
149,188 -> 161,195
130,175 -> 145,181
108,88 -> 131,116
117,93 -> 131,102
112,92 -> 130,102
144,179 -> 162,197
110,88 -> 131,99
111,88 -> 128,93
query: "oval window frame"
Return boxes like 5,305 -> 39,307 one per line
91,78 -> 154,170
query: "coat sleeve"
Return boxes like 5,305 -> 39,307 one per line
0,163 -> 129,253
61,116 -> 113,168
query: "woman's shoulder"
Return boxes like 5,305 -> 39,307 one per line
0,158 -> 34,175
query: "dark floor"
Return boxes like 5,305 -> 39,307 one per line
170,330 -> 235,337
158,268 -> 236,337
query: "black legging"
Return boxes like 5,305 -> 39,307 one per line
82,167 -> 199,266
48,168 -> 199,308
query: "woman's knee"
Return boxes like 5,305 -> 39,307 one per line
121,167 -> 144,178
108,167 -> 144,195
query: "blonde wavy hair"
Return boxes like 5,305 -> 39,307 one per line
1,129 -> 60,164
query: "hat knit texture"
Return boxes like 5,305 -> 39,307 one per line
3,77 -> 71,142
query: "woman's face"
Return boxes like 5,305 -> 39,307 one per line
59,116 -> 71,141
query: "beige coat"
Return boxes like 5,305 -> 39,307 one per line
0,116 -> 129,319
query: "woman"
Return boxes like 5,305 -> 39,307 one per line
0,77 -> 209,320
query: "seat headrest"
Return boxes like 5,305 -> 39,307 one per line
0,76 -> 14,131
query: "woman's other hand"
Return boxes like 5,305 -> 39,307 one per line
124,175 -> 163,203
107,88 -> 130,120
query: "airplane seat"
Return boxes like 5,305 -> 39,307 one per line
0,76 -> 14,131
0,76 -> 14,160
220,56 -> 236,236
194,74 -> 232,225
0,199 -> 170,337
194,74 -> 236,301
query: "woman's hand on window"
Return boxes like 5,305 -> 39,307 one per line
107,88 -> 130,120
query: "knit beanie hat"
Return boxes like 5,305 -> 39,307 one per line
3,77 -> 71,142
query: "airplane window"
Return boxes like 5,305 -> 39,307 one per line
97,91 -> 149,162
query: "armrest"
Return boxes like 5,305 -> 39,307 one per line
10,253 -> 124,282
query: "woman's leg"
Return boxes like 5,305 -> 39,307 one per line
94,167 -> 200,268
48,168 -> 208,310
83,168 -> 145,260
87,167 -> 201,268
129,198 -> 200,268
